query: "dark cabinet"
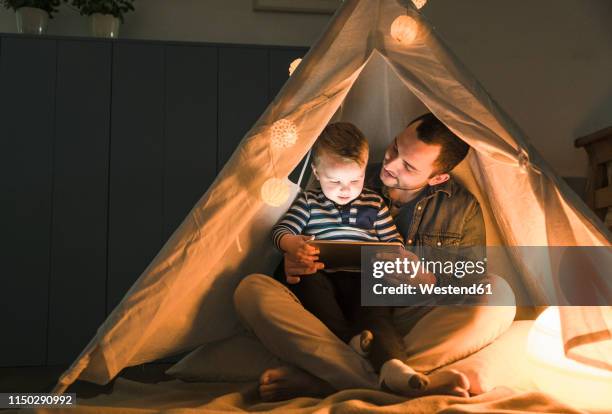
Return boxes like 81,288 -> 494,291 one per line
0,37 -> 57,366
48,40 -> 112,365
0,32 -> 307,366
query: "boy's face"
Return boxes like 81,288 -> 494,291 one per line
312,152 -> 367,205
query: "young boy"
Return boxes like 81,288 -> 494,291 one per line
271,122 -> 430,395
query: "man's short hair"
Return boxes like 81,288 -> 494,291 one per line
411,113 -> 469,175
312,122 -> 369,167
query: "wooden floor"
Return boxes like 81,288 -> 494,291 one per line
0,363 -> 174,404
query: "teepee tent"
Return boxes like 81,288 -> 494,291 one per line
54,0 -> 611,393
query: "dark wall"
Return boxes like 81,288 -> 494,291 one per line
0,33 -> 306,367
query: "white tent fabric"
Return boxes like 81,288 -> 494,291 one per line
53,0 -> 611,393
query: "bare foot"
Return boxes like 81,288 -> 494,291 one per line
382,369 -> 470,398
258,365 -> 335,402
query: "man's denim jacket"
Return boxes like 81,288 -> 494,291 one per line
367,165 -> 486,248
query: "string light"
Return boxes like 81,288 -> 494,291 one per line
390,15 -> 420,45
289,58 -> 302,76
261,177 -> 291,207
270,118 -> 298,149
412,0 -> 427,9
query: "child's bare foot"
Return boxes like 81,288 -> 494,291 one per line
258,365 -> 335,402
380,360 -> 469,398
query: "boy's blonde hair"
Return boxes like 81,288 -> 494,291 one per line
312,122 -> 369,167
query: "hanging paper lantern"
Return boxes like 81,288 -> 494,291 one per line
288,58 -> 302,76
261,177 -> 290,207
527,306 -> 612,411
412,0 -> 427,9
390,15 -> 420,45
271,118 -> 298,149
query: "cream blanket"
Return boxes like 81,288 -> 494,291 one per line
21,379 -> 585,414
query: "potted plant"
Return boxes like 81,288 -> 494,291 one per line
2,0 -> 61,34
70,0 -> 135,38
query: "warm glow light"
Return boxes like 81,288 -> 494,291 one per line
289,58 -> 302,76
261,177 -> 290,207
412,0 -> 427,9
271,118 -> 298,149
390,15 -> 420,45
527,307 -> 612,411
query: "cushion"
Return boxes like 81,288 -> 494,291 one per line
442,320 -> 537,394
166,333 -> 282,382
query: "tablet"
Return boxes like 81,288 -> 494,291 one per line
307,240 -> 404,271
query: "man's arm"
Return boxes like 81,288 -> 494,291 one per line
459,201 -> 486,247
430,198 -> 485,288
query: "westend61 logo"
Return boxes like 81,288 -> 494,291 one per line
361,245 -> 612,307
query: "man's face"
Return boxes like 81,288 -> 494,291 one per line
312,152 -> 367,205
380,121 -> 448,190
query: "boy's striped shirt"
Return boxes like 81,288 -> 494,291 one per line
272,188 -> 403,250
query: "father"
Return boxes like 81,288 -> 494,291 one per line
233,113 -> 516,401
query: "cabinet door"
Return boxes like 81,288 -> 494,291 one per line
0,37 -> 56,366
107,43 -> 165,313
217,47 -> 269,171
164,45 -> 218,239
47,40 -> 111,365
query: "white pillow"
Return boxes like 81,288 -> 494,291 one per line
166,333 -> 282,382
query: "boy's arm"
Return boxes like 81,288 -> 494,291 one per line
374,200 -> 404,244
272,191 -> 311,251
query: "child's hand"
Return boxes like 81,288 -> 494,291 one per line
279,234 -> 320,264
284,255 -> 324,284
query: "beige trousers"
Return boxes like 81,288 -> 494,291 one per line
233,273 -> 515,390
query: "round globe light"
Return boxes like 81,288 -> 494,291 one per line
390,15 -> 420,45
527,306 -> 612,411
289,58 -> 302,76
271,118 -> 298,149
412,0 -> 427,9
261,177 -> 290,207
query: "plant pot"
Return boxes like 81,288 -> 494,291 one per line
16,7 -> 49,35
91,13 -> 120,38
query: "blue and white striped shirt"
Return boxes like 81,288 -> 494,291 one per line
272,187 -> 403,250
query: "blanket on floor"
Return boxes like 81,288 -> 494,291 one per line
20,378 -> 585,414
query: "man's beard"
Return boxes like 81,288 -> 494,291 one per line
380,165 -> 427,191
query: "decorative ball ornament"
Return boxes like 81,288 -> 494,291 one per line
412,0 -> 427,9
527,307 -> 612,411
390,15 -> 420,45
270,118 -> 298,149
288,58 -> 302,76
261,177 -> 290,207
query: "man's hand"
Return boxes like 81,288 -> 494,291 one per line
283,252 -> 325,284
